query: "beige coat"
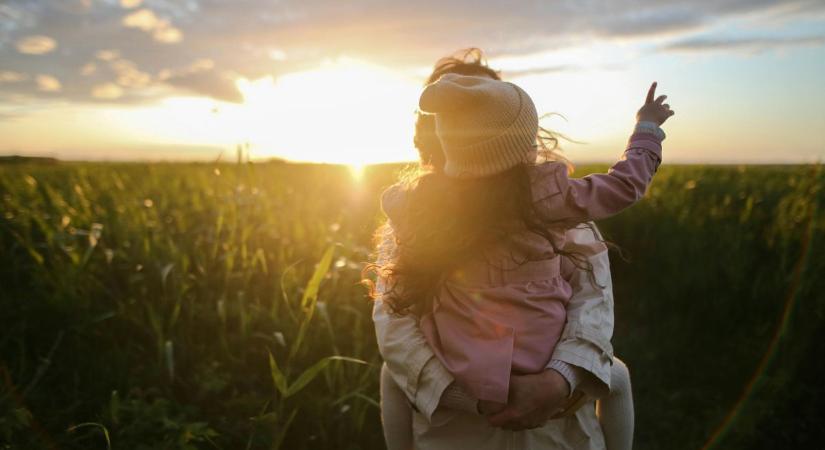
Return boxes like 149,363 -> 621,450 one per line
373,223 -> 616,450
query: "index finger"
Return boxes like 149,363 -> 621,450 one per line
646,81 -> 657,104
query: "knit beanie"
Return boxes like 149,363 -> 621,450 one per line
418,73 -> 539,178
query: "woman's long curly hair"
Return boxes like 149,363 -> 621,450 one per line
365,48 -> 592,316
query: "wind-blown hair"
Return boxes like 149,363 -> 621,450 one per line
365,48 -> 592,316
414,48 -> 501,172
414,48 -> 573,173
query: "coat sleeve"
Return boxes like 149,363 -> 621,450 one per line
547,223 -> 615,398
531,133 -> 662,224
372,222 -> 456,421
374,195 -> 623,413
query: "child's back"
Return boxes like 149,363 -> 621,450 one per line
383,146 -> 660,404
380,73 -> 669,406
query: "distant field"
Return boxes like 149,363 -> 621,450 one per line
1,162 -> 823,449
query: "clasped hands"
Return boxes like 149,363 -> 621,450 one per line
477,369 -> 572,431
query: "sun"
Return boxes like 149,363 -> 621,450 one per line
89,58 -> 424,164
347,163 -> 367,181
232,57 -> 422,165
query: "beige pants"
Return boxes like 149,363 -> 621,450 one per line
380,359 -> 633,450
381,363 -> 415,450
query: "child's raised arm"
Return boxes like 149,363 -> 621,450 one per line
531,82 -> 674,224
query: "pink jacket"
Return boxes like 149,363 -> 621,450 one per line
382,131 -> 662,403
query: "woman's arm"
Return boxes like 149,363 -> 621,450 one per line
486,222 -> 616,428
547,222 -> 615,398
373,221 -> 616,421
372,223 -> 462,420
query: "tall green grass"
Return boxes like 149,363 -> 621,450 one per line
0,162 -> 823,449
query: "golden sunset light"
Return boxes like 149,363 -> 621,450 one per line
1,0 -> 822,163
2,2 -> 824,449
230,58 -> 421,164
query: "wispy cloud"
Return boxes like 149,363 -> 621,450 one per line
662,34 -> 825,53
165,70 -> 242,103
122,8 -> 183,44
0,110 -> 26,122
15,35 -> 57,54
91,82 -> 124,100
35,74 -> 61,92
501,64 -> 579,78
120,0 -> 144,9
0,0 -> 823,107
0,70 -> 28,83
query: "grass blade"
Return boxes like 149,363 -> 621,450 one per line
268,351 -> 288,396
285,356 -> 366,398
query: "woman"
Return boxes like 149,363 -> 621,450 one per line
372,49 -> 633,450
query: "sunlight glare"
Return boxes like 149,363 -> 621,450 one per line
232,57 -> 421,164
348,163 -> 366,181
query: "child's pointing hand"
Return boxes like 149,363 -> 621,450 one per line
637,81 -> 675,126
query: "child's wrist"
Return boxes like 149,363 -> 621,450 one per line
634,120 -> 666,141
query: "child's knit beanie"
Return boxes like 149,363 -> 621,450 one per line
418,73 -> 538,178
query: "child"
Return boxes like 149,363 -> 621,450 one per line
376,74 -> 673,449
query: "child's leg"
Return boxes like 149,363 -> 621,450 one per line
597,357 -> 634,450
380,362 -> 414,450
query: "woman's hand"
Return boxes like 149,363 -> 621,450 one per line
478,400 -> 507,415
484,369 -> 570,430
636,81 -> 675,125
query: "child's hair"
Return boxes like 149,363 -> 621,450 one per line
414,48 -> 501,172
414,48 -> 574,173
366,133 -> 598,316
364,48 -> 593,316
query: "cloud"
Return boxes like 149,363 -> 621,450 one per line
122,8 -> 160,31
0,0 -> 823,107
502,64 -> 579,78
154,56 -> 241,102
91,83 -> 124,99
15,35 -> 57,54
0,111 -> 23,121
110,58 -> 152,87
269,49 -> 288,61
96,50 -> 120,61
122,8 -> 183,44
165,70 -> 243,103
662,34 -> 825,53
0,71 -> 28,83
80,62 -> 97,76
120,0 -> 143,9
35,74 -> 61,92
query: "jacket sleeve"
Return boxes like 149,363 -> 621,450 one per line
532,133 -> 662,224
372,223 -> 455,421
547,222 -> 615,398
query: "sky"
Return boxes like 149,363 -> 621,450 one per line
1,0 -> 824,165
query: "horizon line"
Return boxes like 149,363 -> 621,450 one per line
1,154 -> 822,167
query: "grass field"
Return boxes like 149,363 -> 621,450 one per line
1,162 -> 823,449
